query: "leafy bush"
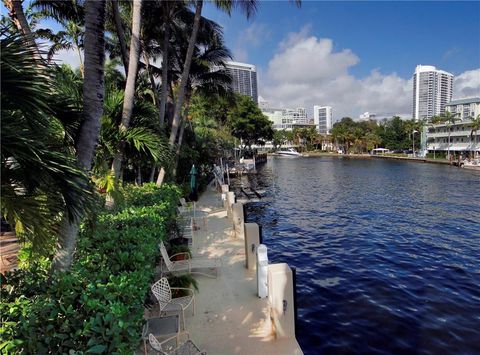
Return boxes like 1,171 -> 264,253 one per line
0,183 -> 181,354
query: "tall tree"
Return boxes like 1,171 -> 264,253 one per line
110,0 -> 129,73
470,114 -> 480,159
111,0 -> 142,180
3,0 -> 40,56
440,110 -> 460,160
156,0 -> 259,187
52,0 -> 107,272
228,95 -> 274,148
1,33 -> 92,256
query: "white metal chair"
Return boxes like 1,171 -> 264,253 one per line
159,241 -> 221,278
148,332 -> 206,355
151,277 -> 195,330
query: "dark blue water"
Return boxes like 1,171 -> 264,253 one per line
244,157 -> 480,355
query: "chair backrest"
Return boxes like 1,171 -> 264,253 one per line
148,333 -> 168,354
159,241 -> 173,271
151,277 -> 172,312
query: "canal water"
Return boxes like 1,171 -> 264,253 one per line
243,157 -> 480,355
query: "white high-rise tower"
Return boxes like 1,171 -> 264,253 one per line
225,61 -> 258,104
412,65 -> 454,121
313,106 -> 332,134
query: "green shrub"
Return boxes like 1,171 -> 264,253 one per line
0,183 -> 181,354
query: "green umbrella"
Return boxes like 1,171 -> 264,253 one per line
189,165 -> 198,194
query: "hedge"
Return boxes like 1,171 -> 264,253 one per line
0,183 -> 181,354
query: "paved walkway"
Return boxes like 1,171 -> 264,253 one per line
182,187 -> 303,355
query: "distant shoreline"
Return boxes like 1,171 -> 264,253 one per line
268,151 -> 455,165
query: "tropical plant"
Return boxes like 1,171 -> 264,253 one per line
52,0 -> 107,272
111,0 -> 143,182
228,95 -> 274,148
33,0 -> 85,73
437,111 -> 460,159
1,32 -> 93,256
470,114 -> 480,158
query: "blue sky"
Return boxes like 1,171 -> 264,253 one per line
203,1 -> 480,118
3,1 -> 478,119
204,1 -> 480,78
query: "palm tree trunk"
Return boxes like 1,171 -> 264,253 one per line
171,119 -> 185,180
4,0 -> 41,58
111,0 -> 142,180
159,23 -> 170,129
172,96 -> 191,180
75,43 -> 84,77
111,0 -> 129,74
149,165 -> 156,182
156,0 -> 203,187
143,49 -> 162,117
52,0 -> 106,272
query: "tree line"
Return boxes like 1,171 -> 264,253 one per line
1,0 -> 287,272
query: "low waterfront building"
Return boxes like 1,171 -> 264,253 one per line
421,117 -> 479,156
445,97 -> 480,120
313,106 -> 333,135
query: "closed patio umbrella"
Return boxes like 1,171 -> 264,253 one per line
189,165 -> 198,201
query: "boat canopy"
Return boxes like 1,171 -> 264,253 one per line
371,148 -> 390,155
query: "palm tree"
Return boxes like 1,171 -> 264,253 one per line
470,114 -> 480,159
3,0 -> 39,54
440,110 -> 460,160
111,0 -> 142,181
171,31 -> 233,178
1,32 -> 92,258
157,0 -> 260,187
110,0 -> 129,73
52,0 -> 107,272
33,0 -> 85,73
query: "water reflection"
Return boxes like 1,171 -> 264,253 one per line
244,157 -> 480,355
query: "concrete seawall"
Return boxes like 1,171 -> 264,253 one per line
184,187 -> 303,354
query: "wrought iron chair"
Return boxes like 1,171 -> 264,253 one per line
148,332 -> 206,355
159,241 -> 221,278
151,277 -> 195,330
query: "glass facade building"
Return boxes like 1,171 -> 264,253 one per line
225,61 -> 258,104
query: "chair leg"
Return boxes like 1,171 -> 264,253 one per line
182,309 -> 186,331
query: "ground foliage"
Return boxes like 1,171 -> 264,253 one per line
0,183 -> 181,354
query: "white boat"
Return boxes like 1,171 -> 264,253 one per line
276,148 -> 302,157
462,159 -> 480,171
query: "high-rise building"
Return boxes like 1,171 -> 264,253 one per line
313,106 -> 333,135
262,107 -> 313,131
412,65 -> 454,121
225,61 -> 258,104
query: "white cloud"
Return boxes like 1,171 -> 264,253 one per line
260,28 -> 478,121
51,48 -> 82,69
233,23 -> 271,62
453,69 -> 480,99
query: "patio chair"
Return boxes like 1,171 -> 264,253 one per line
151,277 -> 195,330
149,332 -> 206,355
159,241 -> 221,278
141,314 -> 181,355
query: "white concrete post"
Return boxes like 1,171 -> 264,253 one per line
221,184 -> 229,209
257,244 -> 269,298
232,202 -> 244,239
244,223 -> 260,270
268,263 -> 295,339
226,191 -> 235,220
